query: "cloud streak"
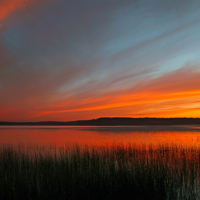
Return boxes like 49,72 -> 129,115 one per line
15,66 -> 200,121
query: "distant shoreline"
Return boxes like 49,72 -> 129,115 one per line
1,117 -> 200,126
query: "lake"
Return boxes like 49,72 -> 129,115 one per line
1,125 -> 200,148
1,125 -> 200,199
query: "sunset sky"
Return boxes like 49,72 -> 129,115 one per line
0,0 -> 200,122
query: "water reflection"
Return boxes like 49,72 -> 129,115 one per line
1,125 -> 200,148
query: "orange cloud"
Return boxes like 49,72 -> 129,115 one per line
33,89 -> 200,118
32,68 -> 200,120
1,67 -> 200,122
0,0 -> 50,22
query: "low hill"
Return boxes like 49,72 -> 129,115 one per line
1,117 -> 200,126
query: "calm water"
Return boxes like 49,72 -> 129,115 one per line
1,125 -> 200,148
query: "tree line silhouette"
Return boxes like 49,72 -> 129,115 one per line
1,117 -> 200,126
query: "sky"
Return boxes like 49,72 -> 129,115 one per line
0,0 -> 200,122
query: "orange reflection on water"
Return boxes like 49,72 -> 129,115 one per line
1,126 -> 200,150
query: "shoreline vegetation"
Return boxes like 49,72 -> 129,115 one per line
1,143 -> 200,200
1,117 -> 200,126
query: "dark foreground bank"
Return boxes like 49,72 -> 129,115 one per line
0,144 -> 200,200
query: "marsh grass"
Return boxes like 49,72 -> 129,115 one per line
0,143 -> 200,200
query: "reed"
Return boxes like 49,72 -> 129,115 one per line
0,143 -> 200,200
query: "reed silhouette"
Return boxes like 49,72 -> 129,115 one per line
1,143 -> 200,200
